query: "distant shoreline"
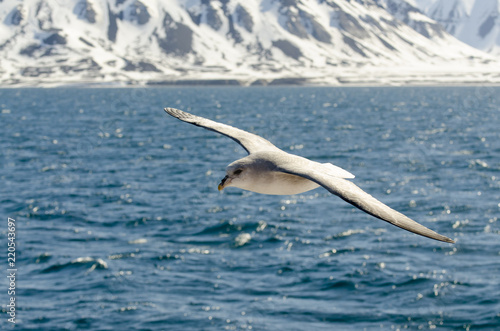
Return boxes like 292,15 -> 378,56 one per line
3,67 -> 500,89
3,76 -> 500,88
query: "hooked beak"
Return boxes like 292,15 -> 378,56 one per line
218,175 -> 230,191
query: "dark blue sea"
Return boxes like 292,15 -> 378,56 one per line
1,86 -> 499,330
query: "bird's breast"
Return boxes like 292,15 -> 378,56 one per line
241,171 -> 320,195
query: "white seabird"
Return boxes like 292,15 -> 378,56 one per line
164,107 -> 454,244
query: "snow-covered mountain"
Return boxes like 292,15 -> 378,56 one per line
412,0 -> 500,55
0,0 -> 497,86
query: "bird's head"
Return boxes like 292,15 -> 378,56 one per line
218,154 -> 278,193
218,162 -> 249,191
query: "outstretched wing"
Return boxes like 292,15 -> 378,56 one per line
276,162 -> 454,243
164,108 -> 279,154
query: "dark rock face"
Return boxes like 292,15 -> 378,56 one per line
235,4 -> 253,32
272,39 -> 303,59
79,37 -> 94,47
36,1 -> 54,30
204,3 -> 223,30
342,35 -> 367,57
279,1 -> 331,43
157,13 -> 194,56
188,9 -> 201,25
479,15 -> 496,39
302,11 -> 331,43
125,1 -> 151,25
123,61 -> 160,72
108,4 -> 119,42
60,58 -> 102,73
74,0 -> 97,23
21,66 -> 54,77
226,8 -> 243,43
280,6 -> 309,39
19,33 -> 67,58
5,6 -> 24,26
334,11 -> 369,39
376,35 -> 397,51
43,33 -> 67,45
20,44 -> 43,57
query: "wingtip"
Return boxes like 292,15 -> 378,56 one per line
164,107 -> 176,115
430,233 -> 455,244
444,237 -> 455,244
164,107 -> 187,120
416,229 -> 455,243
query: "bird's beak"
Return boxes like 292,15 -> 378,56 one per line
218,175 -> 230,191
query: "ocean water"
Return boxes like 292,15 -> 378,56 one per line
1,86 -> 499,330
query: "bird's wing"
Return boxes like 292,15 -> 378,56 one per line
276,162 -> 454,243
164,108 -> 279,154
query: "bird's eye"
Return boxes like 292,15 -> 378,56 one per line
234,169 -> 243,175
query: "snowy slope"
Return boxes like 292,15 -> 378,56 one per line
413,0 -> 500,55
0,0 -> 497,86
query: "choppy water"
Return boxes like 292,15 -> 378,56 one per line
1,86 -> 499,330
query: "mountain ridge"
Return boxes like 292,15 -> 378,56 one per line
0,0 -> 498,86
411,0 -> 500,55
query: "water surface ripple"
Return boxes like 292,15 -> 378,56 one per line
1,86 -> 499,330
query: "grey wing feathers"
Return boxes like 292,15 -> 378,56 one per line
164,107 -> 278,154
278,165 -> 454,243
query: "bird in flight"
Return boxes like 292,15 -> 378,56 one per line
164,107 -> 454,243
